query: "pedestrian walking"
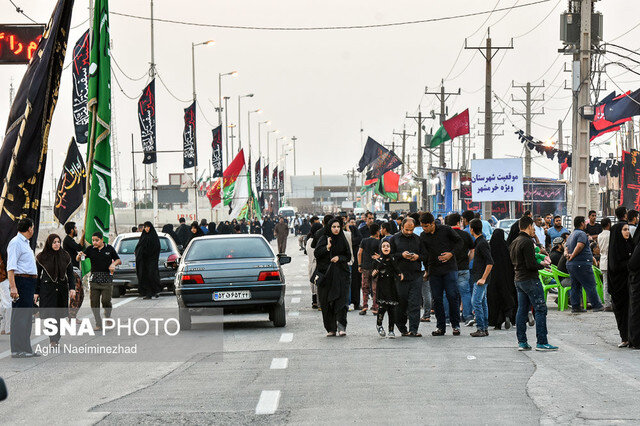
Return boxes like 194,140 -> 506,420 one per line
358,223 -> 380,315
314,219 -> 351,336
275,217 -> 289,254
62,222 -> 84,318
608,209 -> 634,348
446,213 -> 474,323
207,222 -> 218,235
135,222 -> 161,299
306,220 -> 323,309
597,218 -> 612,310
564,216 -> 604,313
487,228 -> 516,330
389,217 -> 425,337
77,232 -> 121,331
469,219 -> 493,337
162,224 -> 180,246
7,218 -> 39,358
372,240 -> 402,338
419,212 -> 463,336
509,216 -> 558,351
262,217 -> 275,242
35,234 -> 75,346
187,221 -> 205,246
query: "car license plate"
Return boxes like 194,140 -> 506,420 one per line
213,290 -> 251,301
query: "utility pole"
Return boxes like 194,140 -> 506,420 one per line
407,109 -> 436,210
291,136 -> 297,176
465,28 -> 513,219
149,0 -> 159,226
512,81 -> 545,177
426,81 -> 460,167
393,126 -> 415,176
558,120 -> 563,179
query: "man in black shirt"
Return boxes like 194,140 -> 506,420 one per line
509,216 -> 557,351
175,217 -> 191,248
585,210 -> 603,240
420,212 -> 463,336
358,212 -> 374,239
390,217 -> 426,337
446,213 -> 474,323
77,232 -> 121,330
63,222 -> 83,269
358,223 -> 380,315
469,219 -> 493,337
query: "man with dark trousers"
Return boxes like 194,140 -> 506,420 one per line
420,212 -> 463,336
390,217 -> 426,337
509,215 -> 558,351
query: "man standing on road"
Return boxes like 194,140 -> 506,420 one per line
469,218 -> 494,337
509,216 -> 558,351
547,215 -> 569,242
77,232 -> 121,331
358,212 -> 374,239
565,216 -> 604,313
175,217 -> 190,248
390,217 -> 425,337
446,213 -> 474,323
275,217 -> 289,254
420,212 -> 463,336
585,210 -> 603,240
533,215 -> 548,249
7,218 -> 39,358
507,211 -> 532,246
63,222 -> 83,269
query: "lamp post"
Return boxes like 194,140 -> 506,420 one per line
275,136 -> 285,170
217,71 -> 237,125
258,120 -> 271,162
223,96 -> 230,166
247,108 -> 262,160
290,136 -> 297,176
237,93 -> 254,151
228,123 -> 237,155
190,38 -> 215,218
266,129 -> 279,171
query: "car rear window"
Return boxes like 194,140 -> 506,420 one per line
118,237 -> 173,254
185,238 -> 273,261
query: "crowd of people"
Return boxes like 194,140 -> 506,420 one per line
303,207 -> 640,351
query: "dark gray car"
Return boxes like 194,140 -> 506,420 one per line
171,234 -> 291,329
112,232 -> 181,298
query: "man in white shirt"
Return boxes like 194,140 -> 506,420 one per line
534,215 -> 547,249
597,217 -> 612,311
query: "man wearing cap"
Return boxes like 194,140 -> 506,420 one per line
549,237 -> 565,266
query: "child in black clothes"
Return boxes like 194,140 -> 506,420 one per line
372,240 -> 403,338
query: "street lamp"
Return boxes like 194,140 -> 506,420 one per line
217,70 -> 237,125
190,38 -> 214,217
238,93 -> 254,151
276,136 -> 285,169
258,120 -> 271,161
247,108 -> 262,160
291,136 -> 297,176
266,129 -> 279,170
223,96 -> 230,166
228,123 -> 237,155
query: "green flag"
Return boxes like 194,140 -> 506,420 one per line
429,124 -> 451,148
83,0 -> 112,270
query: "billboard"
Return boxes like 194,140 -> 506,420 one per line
471,158 -> 524,202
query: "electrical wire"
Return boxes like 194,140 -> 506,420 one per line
513,0 -> 562,39
607,22 -> 640,43
196,100 -> 216,128
8,0 -> 37,24
155,71 -> 192,103
111,53 -> 149,81
111,0 -> 551,31
71,17 -> 89,30
111,68 -> 147,100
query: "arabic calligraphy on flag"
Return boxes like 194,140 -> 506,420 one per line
138,79 -> 157,164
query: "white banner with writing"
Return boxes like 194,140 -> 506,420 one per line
471,158 -> 524,202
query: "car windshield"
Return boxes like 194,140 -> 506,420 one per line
280,210 -> 294,217
118,237 -> 173,254
500,220 -> 516,229
185,238 -> 273,261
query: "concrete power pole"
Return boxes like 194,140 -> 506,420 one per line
149,0 -> 159,226
512,81 -> 545,177
426,81 -> 460,167
406,110 -> 436,210
465,28 -> 513,219
393,127 -> 415,176
570,0 -> 593,219
558,119 -> 563,179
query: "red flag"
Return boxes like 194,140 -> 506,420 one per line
443,109 -> 470,140
560,159 -> 569,175
207,178 -> 222,208
382,171 -> 400,193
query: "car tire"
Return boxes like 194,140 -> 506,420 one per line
119,286 -> 126,297
111,285 -> 121,299
271,300 -> 286,328
179,308 -> 192,330
166,283 -> 176,294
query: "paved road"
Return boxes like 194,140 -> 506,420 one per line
1,235 -> 640,425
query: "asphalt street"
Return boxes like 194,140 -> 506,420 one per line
1,235 -> 640,425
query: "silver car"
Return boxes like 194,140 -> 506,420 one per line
111,232 -> 181,298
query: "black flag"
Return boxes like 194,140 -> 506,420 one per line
183,101 -> 196,168
54,138 -> 86,225
138,79 -> 157,164
272,166 -> 278,189
263,163 -> 269,189
358,137 -> 386,172
255,158 -> 262,193
365,149 -> 403,180
279,170 -> 285,197
71,29 -> 89,144
211,125 -> 222,178
0,0 -> 74,266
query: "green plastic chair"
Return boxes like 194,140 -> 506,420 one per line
549,265 -> 575,311
539,269 -> 558,302
593,266 -> 605,303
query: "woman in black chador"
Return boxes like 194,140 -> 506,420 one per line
608,223 -> 634,347
314,219 -> 351,336
136,221 -> 162,299
372,239 -> 402,338
628,241 -> 640,349
35,234 -> 75,346
487,228 -> 517,330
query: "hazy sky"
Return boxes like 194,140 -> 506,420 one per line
1,0 -> 639,203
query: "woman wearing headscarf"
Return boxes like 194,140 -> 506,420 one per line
372,239 -> 402,338
207,222 -> 218,235
136,222 -> 162,299
487,228 -> 517,330
251,218 -> 262,235
307,221 -> 323,309
35,234 -> 75,346
188,221 -> 205,245
262,217 -> 275,242
608,223 -> 634,347
628,241 -> 640,349
314,219 -> 352,336
161,224 -> 180,246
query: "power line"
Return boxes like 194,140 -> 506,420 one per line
8,0 -> 37,24
513,0 -> 562,39
155,71 -> 192,103
608,22 -> 640,43
110,0 -> 551,31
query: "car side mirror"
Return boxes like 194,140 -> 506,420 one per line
0,377 -> 7,401
165,254 -> 180,270
277,254 -> 291,265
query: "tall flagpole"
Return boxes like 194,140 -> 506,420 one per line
150,0 -> 159,227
